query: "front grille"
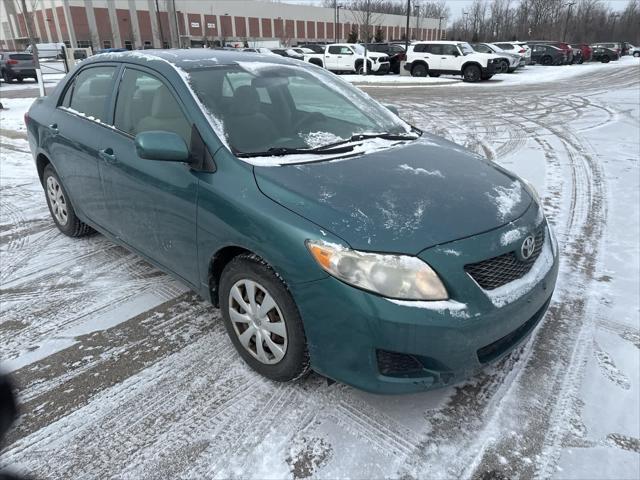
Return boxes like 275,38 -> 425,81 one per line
379,56 -> 389,63
465,226 -> 546,290
376,349 -> 423,376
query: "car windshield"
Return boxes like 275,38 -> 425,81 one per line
459,43 -> 475,55
353,44 -> 367,55
184,63 -> 412,157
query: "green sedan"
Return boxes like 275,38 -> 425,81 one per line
25,50 -> 559,394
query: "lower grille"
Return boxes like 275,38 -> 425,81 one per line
477,297 -> 551,363
465,226 -> 546,290
376,349 -> 423,376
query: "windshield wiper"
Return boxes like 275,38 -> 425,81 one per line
235,144 -> 357,158
235,130 -> 421,158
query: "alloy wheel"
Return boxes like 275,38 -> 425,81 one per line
228,279 -> 288,365
46,175 -> 68,226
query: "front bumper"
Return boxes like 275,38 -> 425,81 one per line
481,62 -> 498,76
291,204 -> 559,394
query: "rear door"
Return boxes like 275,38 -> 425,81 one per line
98,66 -> 200,285
47,64 -> 119,228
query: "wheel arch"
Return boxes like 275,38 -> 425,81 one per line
308,58 -> 323,68
36,152 -> 51,185
208,245 -> 254,306
461,61 -> 483,72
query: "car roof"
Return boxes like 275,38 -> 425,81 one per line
87,48 -> 297,71
413,40 -> 465,44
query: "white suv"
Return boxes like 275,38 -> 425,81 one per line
404,41 -> 501,82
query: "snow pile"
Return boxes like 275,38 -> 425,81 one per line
398,163 -> 444,178
488,181 -> 523,221
300,131 -> 345,149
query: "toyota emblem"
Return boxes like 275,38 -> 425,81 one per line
521,235 -> 536,260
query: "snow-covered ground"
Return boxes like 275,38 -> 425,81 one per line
0,57 -> 638,479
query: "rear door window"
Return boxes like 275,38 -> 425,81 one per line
64,66 -> 117,122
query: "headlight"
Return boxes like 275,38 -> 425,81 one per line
306,240 -> 448,300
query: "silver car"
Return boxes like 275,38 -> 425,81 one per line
471,43 -> 522,73
0,52 -> 36,83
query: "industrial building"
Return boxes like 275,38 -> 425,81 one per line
0,0 -> 444,51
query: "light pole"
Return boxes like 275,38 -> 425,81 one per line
463,11 -> 469,41
404,0 -> 410,52
438,16 -> 444,40
336,5 -> 343,42
414,4 -> 420,40
562,2 -> 575,42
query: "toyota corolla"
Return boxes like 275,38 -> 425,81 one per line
25,50 -> 559,394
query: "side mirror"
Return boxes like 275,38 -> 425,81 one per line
385,104 -> 399,115
135,131 -> 189,162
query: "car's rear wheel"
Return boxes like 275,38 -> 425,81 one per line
601,56 -> 610,63
542,55 -> 552,65
634,52 -> 640,57
463,65 -> 481,82
411,63 -> 428,77
2,71 -> 13,83
43,164 -> 93,237
219,254 -> 310,382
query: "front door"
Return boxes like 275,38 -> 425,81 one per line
47,64 -> 119,229
98,66 -> 200,285
439,44 -> 462,72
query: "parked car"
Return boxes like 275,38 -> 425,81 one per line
591,46 -> 619,63
405,41 -> 501,82
25,49 -> 558,394
570,43 -> 593,62
304,43 -> 390,74
630,45 -> 640,57
470,43 -> 521,72
363,42 -> 406,74
590,42 -> 622,57
25,42 -> 65,59
290,47 -> 315,55
271,48 -> 304,60
0,52 -> 36,83
494,42 -> 531,65
526,41 -> 573,64
242,47 -> 277,55
298,44 -> 326,54
530,44 -> 566,65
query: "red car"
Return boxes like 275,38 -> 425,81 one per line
572,43 -> 593,62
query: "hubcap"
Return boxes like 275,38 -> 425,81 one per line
46,175 -> 68,226
228,279 -> 287,365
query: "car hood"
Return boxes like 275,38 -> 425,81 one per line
253,135 -> 532,254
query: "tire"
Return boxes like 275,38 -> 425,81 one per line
462,64 -> 481,82
541,55 -> 552,65
500,60 -> 509,73
219,254 -> 310,382
602,56 -> 610,63
355,61 -> 373,75
428,72 -> 440,77
17,77 -> 23,83
411,63 -> 428,77
634,52 -> 640,58
578,57 -> 584,64
42,164 -> 93,237
2,71 -> 13,83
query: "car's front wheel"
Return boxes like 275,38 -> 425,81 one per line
43,164 -> 93,237
634,52 -> 640,57
601,56 -> 610,63
220,254 -> 310,382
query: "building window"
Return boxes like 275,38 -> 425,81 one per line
163,41 -> 170,48
144,40 -> 152,49
64,40 -> 71,48
124,40 -> 133,50
77,40 -> 91,48
103,40 -> 112,49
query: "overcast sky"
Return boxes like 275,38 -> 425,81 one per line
276,0 -> 631,22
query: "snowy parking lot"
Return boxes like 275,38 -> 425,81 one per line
1,57 -> 639,479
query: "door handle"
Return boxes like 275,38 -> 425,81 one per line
441,57 -> 447,59
99,148 -> 117,164
48,123 -> 59,135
